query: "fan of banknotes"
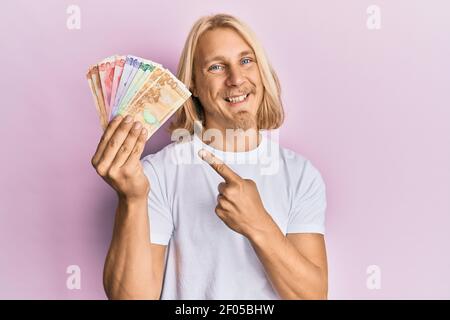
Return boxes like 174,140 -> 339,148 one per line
86,55 -> 191,140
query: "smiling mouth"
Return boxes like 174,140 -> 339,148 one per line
224,93 -> 250,105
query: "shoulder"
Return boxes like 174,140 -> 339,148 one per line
275,142 -> 326,187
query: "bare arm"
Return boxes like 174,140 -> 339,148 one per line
248,217 -> 328,300
103,196 -> 166,300
91,115 -> 166,300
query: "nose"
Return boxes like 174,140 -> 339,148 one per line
225,65 -> 245,87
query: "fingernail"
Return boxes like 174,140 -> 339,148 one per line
113,115 -> 122,122
124,115 -> 133,123
133,121 -> 142,130
141,128 -> 147,136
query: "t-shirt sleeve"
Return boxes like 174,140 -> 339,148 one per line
287,160 -> 327,235
141,156 -> 174,245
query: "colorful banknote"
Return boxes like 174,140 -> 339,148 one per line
109,55 -> 126,119
86,55 -> 191,140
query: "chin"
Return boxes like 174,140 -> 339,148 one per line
232,110 -> 257,130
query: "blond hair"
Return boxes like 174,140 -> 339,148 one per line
169,14 -> 284,134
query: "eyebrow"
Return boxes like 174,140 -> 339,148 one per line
203,50 -> 255,67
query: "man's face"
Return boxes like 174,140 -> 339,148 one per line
193,27 -> 263,131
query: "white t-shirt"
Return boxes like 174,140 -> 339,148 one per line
141,132 -> 327,299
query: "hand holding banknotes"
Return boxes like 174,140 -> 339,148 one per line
88,54 -> 191,199
91,114 -> 150,201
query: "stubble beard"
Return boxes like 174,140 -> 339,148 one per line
231,110 -> 257,131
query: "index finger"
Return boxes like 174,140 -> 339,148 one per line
198,149 -> 241,183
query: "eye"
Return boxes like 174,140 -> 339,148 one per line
208,64 -> 224,72
241,57 -> 253,65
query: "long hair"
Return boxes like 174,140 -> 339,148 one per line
169,14 -> 284,134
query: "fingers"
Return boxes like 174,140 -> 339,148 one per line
218,181 -> 237,202
198,149 -> 241,183
123,125 -> 148,166
110,121 -> 147,168
218,182 -> 226,195
216,193 -> 231,212
94,115 -> 135,175
91,115 -> 123,167
217,182 -> 238,212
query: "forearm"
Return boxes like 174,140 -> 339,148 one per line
103,196 -> 156,299
247,216 -> 327,300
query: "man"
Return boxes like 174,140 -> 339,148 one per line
92,14 -> 328,300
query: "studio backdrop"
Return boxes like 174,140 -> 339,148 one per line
0,0 -> 449,299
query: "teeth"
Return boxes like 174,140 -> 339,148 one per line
226,94 -> 248,103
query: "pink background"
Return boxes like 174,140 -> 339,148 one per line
0,0 -> 449,299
